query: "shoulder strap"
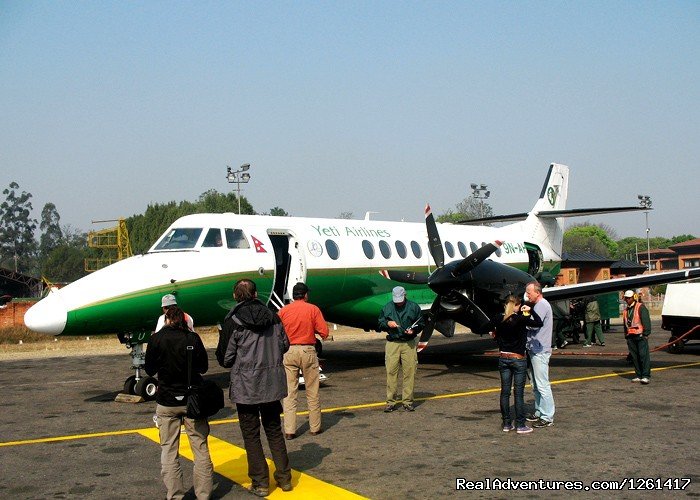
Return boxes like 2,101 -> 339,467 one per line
185,330 -> 195,389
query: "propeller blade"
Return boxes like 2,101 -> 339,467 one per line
425,204 -> 444,268
417,296 -> 441,352
379,269 -> 430,285
453,293 -> 491,333
452,240 -> 503,276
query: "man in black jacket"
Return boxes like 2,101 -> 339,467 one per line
221,279 -> 292,496
145,307 -> 213,500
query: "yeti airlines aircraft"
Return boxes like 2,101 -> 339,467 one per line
24,164 -> 700,399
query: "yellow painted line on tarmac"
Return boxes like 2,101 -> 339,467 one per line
2,361 -> 698,449
138,427 -> 366,499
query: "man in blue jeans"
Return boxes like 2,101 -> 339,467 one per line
525,281 -> 555,428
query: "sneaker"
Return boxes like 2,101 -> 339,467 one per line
640,378 -> 650,384
402,403 -> 415,412
560,341 -> 569,348
502,424 -> 515,432
516,425 -> 533,434
583,343 -> 592,348
525,413 -> 539,422
384,404 -> 397,413
599,343 -> 605,347
248,485 -> 269,497
533,418 -> 554,428
631,377 -> 641,382
278,482 -> 293,492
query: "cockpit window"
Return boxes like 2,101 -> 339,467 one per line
154,228 -> 203,250
202,228 -> 223,248
226,228 -> 250,249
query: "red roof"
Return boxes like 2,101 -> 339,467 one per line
669,238 -> 700,250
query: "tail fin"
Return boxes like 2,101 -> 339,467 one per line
522,163 -> 569,257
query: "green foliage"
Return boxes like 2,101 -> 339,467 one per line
39,202 -> 63,258
0,182 -> 39,274
268,207 -> 289,217
437,197 -> 493,223
613,234 -> 696,260
41,245 -> 87,282
563,224 -> 618,257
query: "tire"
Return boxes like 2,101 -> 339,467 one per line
135,376 -> 158,401
123,375 -> 137,395
668,336 -> 684,354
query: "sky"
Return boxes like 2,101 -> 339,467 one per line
1,1 -> 698,241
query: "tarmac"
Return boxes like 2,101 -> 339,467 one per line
1,319 -> 698,499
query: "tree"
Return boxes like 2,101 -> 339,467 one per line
0,182 -> 38,273
436,196 -> 493,223
563,223 -> 618,257
268,207 -> 289,217
41,245 -> 87,282
39,202 -> 63,258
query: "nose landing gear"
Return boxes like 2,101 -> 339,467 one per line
118,331 -> 158,401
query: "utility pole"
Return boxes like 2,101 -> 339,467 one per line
470,183 -> 490,219
226,163 -> 251,215
638,195 -> 652,271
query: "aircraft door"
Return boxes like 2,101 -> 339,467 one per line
525,243 -> 543,276
268,231 -> 306,310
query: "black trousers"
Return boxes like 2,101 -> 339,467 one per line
236,401 -> 291,488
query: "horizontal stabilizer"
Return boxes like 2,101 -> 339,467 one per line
457,206 -> 649,225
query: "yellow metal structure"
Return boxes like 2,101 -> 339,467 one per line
84,219 -> 133,272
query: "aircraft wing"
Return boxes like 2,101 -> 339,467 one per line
541,268 -> 700,302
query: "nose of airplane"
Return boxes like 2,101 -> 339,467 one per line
24,292 -> 68,335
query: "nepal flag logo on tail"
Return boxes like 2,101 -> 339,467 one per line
251,236 -> 267,253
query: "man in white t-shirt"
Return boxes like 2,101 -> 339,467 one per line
155,294 -> 194,332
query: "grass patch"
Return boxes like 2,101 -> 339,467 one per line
0,327 -> 116,344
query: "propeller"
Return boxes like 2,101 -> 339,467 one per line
384,204 -> 503,352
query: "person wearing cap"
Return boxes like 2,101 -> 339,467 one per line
377,286 -> 424,412
145,306 -> 213,500
156,294 -> 194,332
623,290 -> 652,384
278,282 -> 329,439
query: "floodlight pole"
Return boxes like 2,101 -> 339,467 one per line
638,195 -> 652,271
471,183 -> 490,219
226,163 -> 251,215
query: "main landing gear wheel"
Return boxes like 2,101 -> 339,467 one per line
135,376 -> 158,401
668,335 -> 684,354
123,375 -> 137,395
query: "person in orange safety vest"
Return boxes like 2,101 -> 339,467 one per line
622,290 -> 651,384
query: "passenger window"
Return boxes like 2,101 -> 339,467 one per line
458,241 -> 467,258
202,228 -> 223,247
395,240 -> 407,259
154,228 -> 203,250
445,241 -> 455,258
326,239 -> 340,260
410,240 -> 422,259
225,229 -> 250,249
362,240 -> 375,259
469,242 -> 478,253
379,240 -> 391,259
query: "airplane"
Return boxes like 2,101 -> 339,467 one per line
24,163 -> 700,399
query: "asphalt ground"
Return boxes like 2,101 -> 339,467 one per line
1,319 -> 698,499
